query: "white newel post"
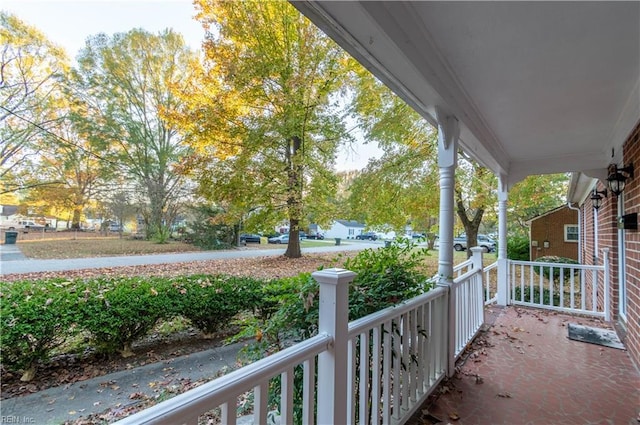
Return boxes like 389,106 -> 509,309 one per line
497,175 -> 509,305
471,246 -> 484,271
313,268 -> 356,425
435,108 -> 459,377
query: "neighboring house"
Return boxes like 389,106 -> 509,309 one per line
324,220 -> 365,239
0,205 -> 19,228
568,120 -> 640,368
526,205 -> 579,261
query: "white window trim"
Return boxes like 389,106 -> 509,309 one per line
564,224 -> 579,243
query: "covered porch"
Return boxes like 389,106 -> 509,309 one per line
409,305 -> 639,425
114,250 -> 640,425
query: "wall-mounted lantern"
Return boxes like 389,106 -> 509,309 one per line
590,188 -> 607,210
607,163 -> 634,196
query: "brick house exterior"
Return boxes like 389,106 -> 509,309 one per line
527,206 -> 579,261
569,120 -> 640,368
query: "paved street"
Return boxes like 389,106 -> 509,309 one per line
0,241 -> 378,275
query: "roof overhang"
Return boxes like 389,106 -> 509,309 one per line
292,1 -> 640,188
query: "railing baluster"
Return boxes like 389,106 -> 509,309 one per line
254,383 -> 268,425
280,368 -> 294,425
221,400 -> 236,425
559,268 -> 565,308
303,359 -> 315,425
416,305 -> 425,394
359,331 -> 369,425
570,270 -> 575,309
393,317 -> 401,420
581,268 -> 586,311
401,312 -> 409,412
411,308 -> 419,400
382,319 -> 391,423
549,266 -> 555,306
526,264 -> 531,303
348,338 -> 355,425
371,326 -> 381,425
426,302 -> 433,385
538,264 -> 544,305
591,267 -> 597,312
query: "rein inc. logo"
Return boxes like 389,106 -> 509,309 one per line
1,417 -> 35,424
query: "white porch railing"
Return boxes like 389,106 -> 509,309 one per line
508,258 -> 609,319
116,252 -> 487,425
447,247 -> 485,381
483,261 -> 498,305
482,249 -> 610,321
346,286 -> 449,425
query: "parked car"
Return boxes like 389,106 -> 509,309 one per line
268,234 -> 290,244
108,223 -> 123,232
298,231 -> 307,239
240,233 -> 261,243
453,234 -> 496,252
306,232 -> 325,240
356,231 -> 378,241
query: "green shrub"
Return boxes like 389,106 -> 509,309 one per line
78,277 -> 175,357
344,238 -> 433,320
186,205 -> 235,250
533,256 -> 579,282
513,286 -> 561,306
250,239 -> 434,350
507,235 -> 530,260
171,275 -> 258,336
0,279 -> 82,380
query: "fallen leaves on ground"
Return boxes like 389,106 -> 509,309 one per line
1,251 -> 357,283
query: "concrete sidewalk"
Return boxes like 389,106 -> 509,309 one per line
0,243 -> 28,262
0,242 -> 375,275
1,342 -> 246,425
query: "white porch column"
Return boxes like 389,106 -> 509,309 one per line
313,268 -> 356,425
436,108 -> 460,286
497,174 -> 509,305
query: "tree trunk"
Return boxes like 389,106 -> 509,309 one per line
71,207 -> 82,229
455,189 -> 484,258
285,218 -> 302,258
284,136 -> 303,259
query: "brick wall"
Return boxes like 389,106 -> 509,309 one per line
620,121 -> 640,367
529,206 -> 579,261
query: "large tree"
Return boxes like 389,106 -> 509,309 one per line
168,0 -> 354,257
72,29 -> 197,239
0,12 -> 69,194
506,173 -> 569,236
348,68 -> 439,240
454,157 -> 497,257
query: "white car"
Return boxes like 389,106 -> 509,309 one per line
268,234 -> 290,244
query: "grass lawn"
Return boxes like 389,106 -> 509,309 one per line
17,238 -> 201,259
13,234 -> 495,264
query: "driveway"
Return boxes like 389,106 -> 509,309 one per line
0,242 -> 374,275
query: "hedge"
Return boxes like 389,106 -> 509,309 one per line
0,274 -> 266,380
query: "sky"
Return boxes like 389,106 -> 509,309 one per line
2,0 -> 382,170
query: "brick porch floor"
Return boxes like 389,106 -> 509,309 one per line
409,306 -> 640,425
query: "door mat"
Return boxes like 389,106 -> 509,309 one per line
567,323 -> 625,350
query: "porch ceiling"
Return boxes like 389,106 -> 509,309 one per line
292,1 -> 640,187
